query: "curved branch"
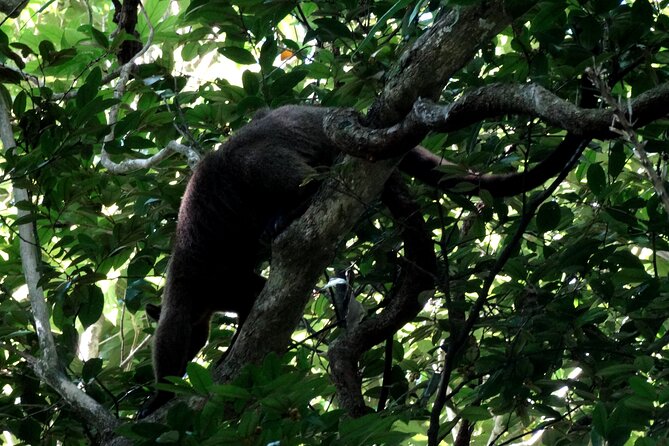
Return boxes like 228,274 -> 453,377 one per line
100,140 -> 201,173
323,108 -> 426,160
329,80 -> 669,197
415,82 -> 669,138
328,174 -> 436,416
325,82 -> 669,162
402,135 -> 589,197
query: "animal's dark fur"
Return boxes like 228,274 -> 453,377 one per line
141,106 -> 340,416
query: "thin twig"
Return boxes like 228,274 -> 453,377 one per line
587,66 -> 669,218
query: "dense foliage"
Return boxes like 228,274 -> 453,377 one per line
1,0 -> 669,445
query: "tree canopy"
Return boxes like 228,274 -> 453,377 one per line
1,0 -> 669,445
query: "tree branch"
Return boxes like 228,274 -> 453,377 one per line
326,80 -> 669,198
328,174 -> 436,416
587,67 -> 669,218
100,2 -> 201,173
368,0 -> 535,126
325,81 -> 669,159
0,79 -> 120,439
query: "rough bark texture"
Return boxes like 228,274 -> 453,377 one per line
215,156 -> 399,382
325,82 -> 669,161
0,0 -> 25,17
368,0 -> 531,126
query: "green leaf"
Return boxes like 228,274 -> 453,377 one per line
0,36 -> 25,69
90,26 -> 109,49
587,163 -> 606,196
82,358 -> 103,382
211,384 -> 251,400
592,402 -> 608,436
242,70 -> 260,95
576,15 -> 603,50
536,201 -> 561,232
218,46 -> 256,64
608,141 -> 626,178
237,410 -> 261,438
259,37 -> 277,71
75,98 -> 119,126
76,67 -> 102,108
0,66 -> 23,84
633,356 -> 654,373
166,402 -> 194,432
12,90 -> 26,117
596,364 -> 636,378
269,70 -> 307,96
355,0 -> 412,54
622,395 -> 654,412
46,48 -> 77,67
313,18 -> 353,41
186,362 -> 213,394
591,0 -> 620,13
130,422 -> 169,439
460,406 -> 492,421
13,213 -> 39,226
237,95 -> 266,115
631,0 -> 654,27
530,3 -> 565,33
155,430 -> 180,443
78,285 -> 104,328
124,279 -> 153,313
16,419 -> 41,444
654,51 -> 669,64
38,40 -> 56,60
628,376 -> 656,400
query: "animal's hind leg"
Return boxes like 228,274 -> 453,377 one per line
139,302 -> 210,417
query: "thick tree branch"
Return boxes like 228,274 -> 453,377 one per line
369,0 -> 535,126
325,81 -> 669,160
0,0 -> 25,18
412,82 -> 669,139
328,80 -> 669,198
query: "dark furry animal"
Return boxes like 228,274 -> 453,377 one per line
140,106 -> 340,416
140,104 -> 561,416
